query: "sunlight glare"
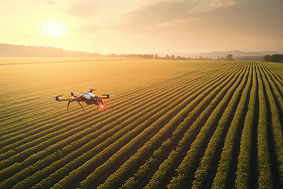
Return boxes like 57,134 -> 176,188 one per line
42,21 -> 66,37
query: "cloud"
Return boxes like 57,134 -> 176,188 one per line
66,0 -> 100,19
122,0 -> 199,28
45,0 -> 56,6
202,0 -> 283,34
119,0 -> 283,35
22,0 -> 56,6
211,0 -> 237,7
112,0 -> 283,52
76,25 -> 100,33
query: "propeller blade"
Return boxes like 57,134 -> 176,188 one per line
50,95 -> 64,98
69,92 -> 78,97
102,94 -> 114,97
88,89 -> 96,93
68,92 -> 78,95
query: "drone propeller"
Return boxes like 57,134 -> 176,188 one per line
68,92 -> 78,97
50,95 -> 64,98
88,89 -> 97,93
102,93 -> 114,100
50,95 -> 64,101
102,93 -> 114,97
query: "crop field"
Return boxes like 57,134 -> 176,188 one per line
0,58 -> 283,189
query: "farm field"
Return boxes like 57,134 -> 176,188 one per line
0,58 -> 283,189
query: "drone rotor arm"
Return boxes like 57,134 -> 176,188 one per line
59,99 -> 72,101
100,94 -> 114,100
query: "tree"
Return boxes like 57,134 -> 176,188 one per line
170,55 -> 175,59
226,54 -> 233,60
263,55 -> 272,62
270,54 -> 283,62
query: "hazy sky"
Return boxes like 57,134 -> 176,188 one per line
1,0 -> 283,54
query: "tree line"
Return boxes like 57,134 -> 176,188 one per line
263,54 -> 283,62
109,53 -> 217,60
2,43 -> 282,62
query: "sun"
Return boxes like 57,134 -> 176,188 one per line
42,21 -> 66,37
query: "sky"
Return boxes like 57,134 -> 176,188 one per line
1,0 -> 283,54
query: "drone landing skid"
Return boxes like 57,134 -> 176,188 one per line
67,100 -> 85,112
77,101 -> 85,112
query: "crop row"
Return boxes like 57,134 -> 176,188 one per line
256,64 -> 274,188
52,63 -> 238,189
258,64 -> 283,187
0,74 -> 186,145
0,68 -> 205,188
1,63 -> 208,150
0,77 -> 184,155
211,63 -> 253,188
167,63 -> 248,188
0,62 -> 219,156
0,60 -> 233,188
95,63 -> 245,189
235,64 -> 257,188
192,63 -> 250,188
136,62 -> 243,188
0,70 -> 195,168
46,62 -> 242,189
139,63 -> 247,189
14,76 -> 203,189
0,67 -> 193,136
2,60 -> 283,188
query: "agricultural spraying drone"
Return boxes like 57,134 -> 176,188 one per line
50,89 -> 114,111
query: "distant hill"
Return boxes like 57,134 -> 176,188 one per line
0,43 -> 102,57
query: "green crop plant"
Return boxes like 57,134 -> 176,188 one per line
1,58 -> 282,188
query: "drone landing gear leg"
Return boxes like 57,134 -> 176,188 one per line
100,100 -> 105,110
67,101 -> 71,111
97,100 -> 101,109
77,101 -> 85,112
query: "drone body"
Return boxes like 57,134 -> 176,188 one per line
50,89 -> 113,111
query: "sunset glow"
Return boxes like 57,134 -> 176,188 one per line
42,21 -> 66,37
0,0 -> 283,54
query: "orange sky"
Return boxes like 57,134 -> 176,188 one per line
1,0 -> 283,54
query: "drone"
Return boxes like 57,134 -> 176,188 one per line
50,89 -> 114,111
